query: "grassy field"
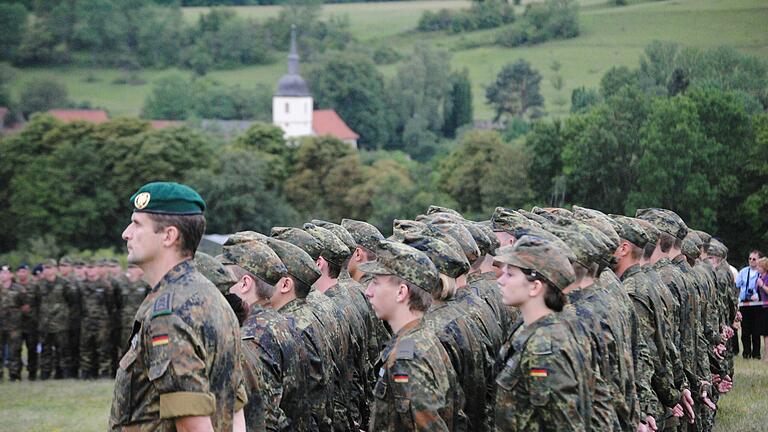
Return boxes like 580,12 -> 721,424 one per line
6,0 -> 768,120
0,356 -> 765,431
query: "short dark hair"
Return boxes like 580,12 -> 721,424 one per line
229,265 -> 275,300
388,275 -> 432,312
148,213 -> 206,257
521,268 -> 566,312
643,243 -> 655,261
326,260 -> 341,279
659,233 -> 675,253
625,241 -> 643,261
288,275 -> 312,299
750,250 -> 764,258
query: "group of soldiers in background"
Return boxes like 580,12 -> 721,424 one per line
0,257 -> 148,381
177,204 -> 738,432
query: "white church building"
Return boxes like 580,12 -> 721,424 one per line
273,27 -> 359,148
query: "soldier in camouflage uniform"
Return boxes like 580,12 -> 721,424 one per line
120,264 -> 148,351
0,264 -> 20,381
109,181 -> 246,431
403,233 -> 487,432
360,240 -> 466,431
15,263 -> 39,380
223,237 -> 313,432
493,236 -> 591,432
106,259 -> 126,371
38,259 -> 73,379
59,256 -> 82,377
79,259 -> 115,379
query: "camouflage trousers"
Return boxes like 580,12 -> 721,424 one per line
6,329 -> 38,380
0,330 -> 7,380
69,322 -> 80,376
80,319 -> 111,378
39,331 -> 72,378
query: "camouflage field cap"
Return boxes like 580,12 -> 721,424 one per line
635,219 -> 661,246
58,256 -> 74,266
428,222 -> 480,265
41,258 -> 57,268
494,235 -> 576,291
358,240 -> 439,293
311,219 -> 357,251
707,239 -> 728,258
263,237 -> 321,288
403,233 -> 470,279
392,219 -> 428,238
693,229 -> 712,246
303,223 -> 351,266
194,251 -> 237,293
474,222 -> 500,255
73,258 -> 86,267
636,208 -> 688,241
610,215 -> 651,248
108,258 -> 120,267
426,205 -> 463,217
517,209 -> 547,225
341,218 -> 384,253
459,221 -> 494,257
491,207 -> 534,233
681,232 -> 703,260
512,225 -> 577,263
129,182 -> 205,215
572,206 -> 621,250
547,226 -> 601,268
271,227 -> 324,260
223,240 -> 287,286
532,206 -> 573,219
226,231 -> 269,245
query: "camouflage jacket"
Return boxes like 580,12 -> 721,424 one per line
242,304 -> 311,432
423,300 -> 490,432
495,312 -> 589,432
65,275 -> 82,327
241,343 -> 267,432
0,282 -> 24,332
453,287 -> 504,356
38,276 -> 73,334
279,297 -> 334,432
467,271 -> 516,338
109,260 -> 246,432
622,265 -> 679,416
122,280 -> 149,332
370,318 -> 466,432
672,256 -> 711,389
17,280 -> 38,331
80,278 -> 114,322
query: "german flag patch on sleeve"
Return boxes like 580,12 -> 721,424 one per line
152,334 -> 170,347
530,368 -> 548,377
393,373 -> 409,383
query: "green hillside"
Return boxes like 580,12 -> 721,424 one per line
7,0 -> 768,120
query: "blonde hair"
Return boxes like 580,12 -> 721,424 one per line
758,257 -> 768,273
433,274 -> 459,302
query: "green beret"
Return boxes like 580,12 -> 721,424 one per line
358,240 -> 439,293
129,182 -> 205,215
491,207 -> 534,234
341,219 -> 384,253
263,237 -> 321,288
494,235 -> 576,291
271,227 -> 324,260
636,208 -> 688,241
610,215 -> 651,248
194,251 -> 237,293
402,233 -> 470,279
311,220 -> 357,252
303,223 -> 351,266
223,240 -> 287,286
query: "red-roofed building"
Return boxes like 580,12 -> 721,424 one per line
48,109 -> 109,124
312,109 -> 359,147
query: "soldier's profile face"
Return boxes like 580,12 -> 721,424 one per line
42,265 -> 57,281
58,264 -> 71,276
86,266 -> 99,281
123,212 -> 164,267
16,268 -> 29,282
365,274 -> 399,321
497,264 -> 531,307
0,268 -> 11,283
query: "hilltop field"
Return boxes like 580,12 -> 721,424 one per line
7,0 -> 768,119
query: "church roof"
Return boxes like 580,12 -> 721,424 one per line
313,110 -> 359,141
276,26 -> 311,97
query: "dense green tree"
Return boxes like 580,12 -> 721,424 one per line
570,86 -> 598,113
309,52 -> 391,149
232,122 -> 292,190
0,64 -> 15,109
141,75 -> 193,120
486,59 -> 544,121
192,80 -> 272,121
438,130 -> 531,217
443,69 -> 474,138
0,3 -> 28,60
525,119 -> 565,205
18,78 -> 69,118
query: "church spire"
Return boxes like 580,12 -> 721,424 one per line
288,24 -> 299,75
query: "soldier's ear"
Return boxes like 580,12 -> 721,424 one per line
529,279 -> 544,298
278,276 -> 292,294
395,281 -> 409,303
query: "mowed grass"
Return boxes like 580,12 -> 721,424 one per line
0,356 -> 764,431
6,0 -> 768,120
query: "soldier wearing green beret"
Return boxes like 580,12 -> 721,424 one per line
109,182 -> 247,432
38,259 -> 74,379
493,236 -> 591,432
361,240 -> 466,431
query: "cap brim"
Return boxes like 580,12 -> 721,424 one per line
493,251 -> 532,271
358,261 -> 395,276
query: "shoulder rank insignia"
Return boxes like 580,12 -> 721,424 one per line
151,292 -> 173,318
395,339 -> 415,360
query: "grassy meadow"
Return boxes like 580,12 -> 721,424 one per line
5,0 -> 768,119
0,356 -> 765,431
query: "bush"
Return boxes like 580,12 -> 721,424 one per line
372,46 -> 402,65
495,0 -> 579,48
18,79 -> 69,117
418,1 -> 514,34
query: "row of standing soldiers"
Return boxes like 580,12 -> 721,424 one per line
0,257 -> 148,381
127,204 -> 739,431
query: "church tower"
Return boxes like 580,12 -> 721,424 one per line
273,26 -> 313,139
